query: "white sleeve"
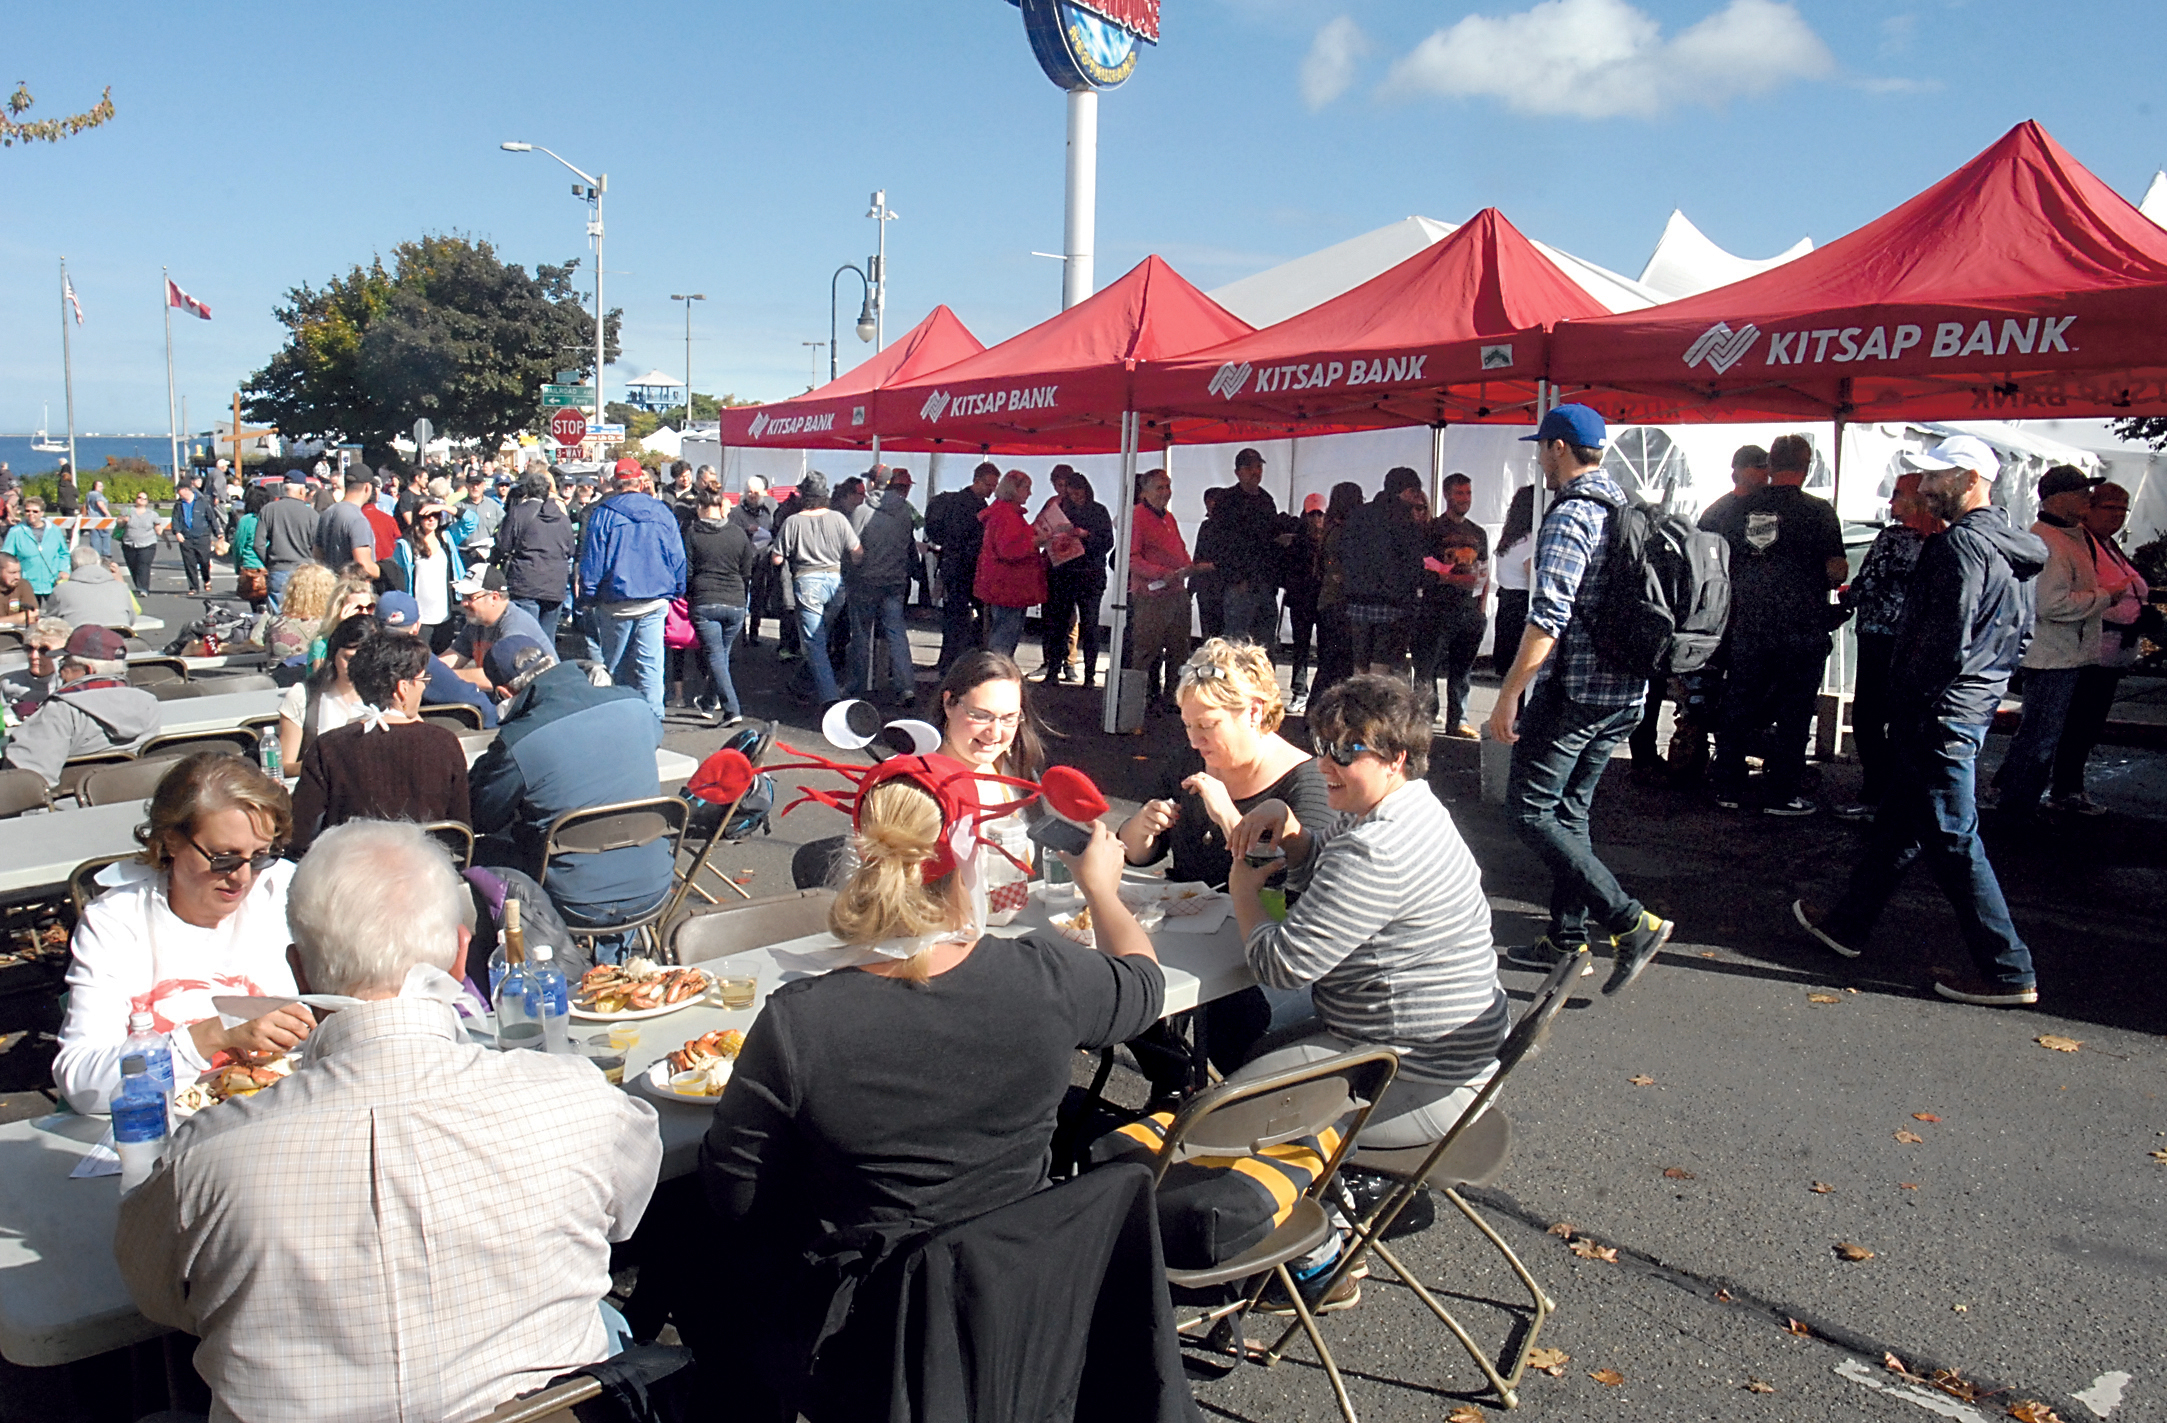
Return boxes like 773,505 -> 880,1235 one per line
52,893 -> 203,1115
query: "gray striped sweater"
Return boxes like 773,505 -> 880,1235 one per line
1245,779 -> 1506,1086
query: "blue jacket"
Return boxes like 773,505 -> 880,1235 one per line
1890,506 -> 2048,727
424,654 -> 498,728
468,662 -> 666,920
576,491 -> 686,606
392,528 -> 467,593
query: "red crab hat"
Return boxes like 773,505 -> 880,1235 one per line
765,744 -> 1110,883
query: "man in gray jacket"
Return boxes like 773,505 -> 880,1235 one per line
846,468 -> 920,704
44,546 -> 136,632
2,625 -> 162,787
252,480 -> 321,612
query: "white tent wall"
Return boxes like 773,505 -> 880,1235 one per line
1636,210 -> 1812,301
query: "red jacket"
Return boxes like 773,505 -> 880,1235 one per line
973,499 -> 1047,609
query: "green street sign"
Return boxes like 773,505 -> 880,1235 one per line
541,384 -> 596,409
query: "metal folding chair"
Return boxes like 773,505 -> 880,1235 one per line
0,768 -> 52,819
1258,950 -> 1584,1410
668,888 -> 836,967
125,657 -> 190,687
56,749 -> 138,802
1147,1047 -> 1399,1423
659,721 -> 777,928
420,820 -> 476,870
419,702 -> 486,731
68,853 -> 137,925
78,756 -> 187,807
539,796 -> 690,961
478,1375 -> 600,1423
138,730 -> 257,761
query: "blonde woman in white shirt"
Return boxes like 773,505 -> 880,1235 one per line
54,754 -> 311,1114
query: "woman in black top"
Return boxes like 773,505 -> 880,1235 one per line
696,768 -> 1164,1415
1117,638 -> 1334,889
684,487 -> 763,723
1037,467 -> 1116,687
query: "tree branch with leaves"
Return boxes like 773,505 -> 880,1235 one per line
2,83 -> 116,147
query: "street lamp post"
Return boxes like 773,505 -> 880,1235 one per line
668,293 -> 705,428
865,190 -> 898,350
829,265 -> 876,384
501,141 -> 608,440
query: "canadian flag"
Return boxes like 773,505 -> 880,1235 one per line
166,277 -> 212,321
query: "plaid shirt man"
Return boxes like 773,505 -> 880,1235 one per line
1526,467 -> 1646,710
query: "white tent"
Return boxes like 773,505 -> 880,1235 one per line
1205,215 -> 1666,327
1635,210 -> 1813,301
641,426 -> 684,460
2141,171 -> 2167,228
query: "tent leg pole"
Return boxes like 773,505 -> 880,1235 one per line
1103,411 -> 1140,734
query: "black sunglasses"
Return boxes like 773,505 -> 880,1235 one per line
1310,737 -> 1376,768
188,837 -> 283,876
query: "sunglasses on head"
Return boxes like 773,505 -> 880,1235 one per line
188,837 -> 283,876
1310,736 -> 1375,767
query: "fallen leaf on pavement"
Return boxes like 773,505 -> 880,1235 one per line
1846,986 -> 1860,993
1628,1074 -> 1656,1086
1808,993 -> 1841,1004
1809,1182 -> 1835,1194
1913,1113 -> 1941,1122
1899,1182 -> 1920,1190
1526,1347 -> 1569,1376
1590,1368 -> 1624,1387
1663,1166 -> 1696,1179
2036,1035 -> 2082,1053
1928,1369 -> 1988,1403
2008,1402 -> 2063,1423
1568,1238 -> 1619,1262
1884,1353 -> 1906,1372
2151,1150 -> 2167,1164
1701,950 -> 1717,958
1786,1318 -> 1812,1337
1715,1288 -> 1734,1302
1953,1304 -> 1968,1312
1745,1379 -> 1775,1394
1548,1221 -> 1577,1238
1446,1408 -> 1485,1423
1834,1242 -> 1875,1261
1895,1130 -> 1925,1144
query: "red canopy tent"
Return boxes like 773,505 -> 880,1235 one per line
1131,208 -> 1613,441
1549,121 -> 2167,424
716,305 -> 983,451
870,255 -> 1253,455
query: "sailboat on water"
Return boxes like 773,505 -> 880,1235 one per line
31,405 -> 64,453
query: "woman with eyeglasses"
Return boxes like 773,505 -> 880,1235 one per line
53,754 -> 310,1115
1223,674 -> 1505,1148
934,650 -> 1048,919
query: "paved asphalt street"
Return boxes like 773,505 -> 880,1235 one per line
5,549 -> 2159,1422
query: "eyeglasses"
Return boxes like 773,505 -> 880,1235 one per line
962,708 -> 1022,731
1310,736 -> 1376,767
187,837 -> 283,876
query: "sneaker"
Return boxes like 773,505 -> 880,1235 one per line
1603,912 -> 1673,996
1762,796 -> 1818,817
1288,692 -> 1309,716
1712,789 -> 1743,810
1257,1269 -> 1362,1316
1831,801 -> 1876,823
1791,898 -> 1861,959
2051,793 -> 2106,817
1449,723 -> 1479,741
1932,974 -> 2039,1007
1504,936 -> 1596,977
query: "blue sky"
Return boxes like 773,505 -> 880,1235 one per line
3,0 -> 2163,433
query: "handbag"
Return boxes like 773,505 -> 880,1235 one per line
236,566 -> 268,601
664,597 -> 698,651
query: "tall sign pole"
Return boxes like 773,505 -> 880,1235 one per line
164,267 -> 181,483
1063,90 -> 1097,310
1017,0 -> 1154,309
59,258 -> 79,485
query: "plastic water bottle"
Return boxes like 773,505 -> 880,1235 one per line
258,726 -> 282,779
529,944 -> 572,1054
492,961 -> 546,1051
122,1012 -> 174,1117
112,1055 -> 169,1194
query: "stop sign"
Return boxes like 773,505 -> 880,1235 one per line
550,407 -> 588,448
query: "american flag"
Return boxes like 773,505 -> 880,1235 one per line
166,277 -> 212,321
63,274 -> 84,324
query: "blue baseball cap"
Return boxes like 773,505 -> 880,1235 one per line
484,633 -> 555,692
1520,403 -> 1607,448
375,591 -> 422,631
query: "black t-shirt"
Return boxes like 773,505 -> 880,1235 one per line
1138,754 -> 1334,889
1701,483 -> 1843,644
1426,514 -> 1490,611
701,932 -> 1164,1248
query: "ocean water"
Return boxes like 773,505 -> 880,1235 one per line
0,435 -> 194,479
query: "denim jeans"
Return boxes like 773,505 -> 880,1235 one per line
1714,635 -> 1829,802
1991,666 -> 2080,810
846,584 -> 913,698
690,602 -> 747,720
987,603 -> 1026,658
512,596 -> 566,651
1505,678 -> 1646,946
1220,580 -> 1276,645
595,603 -> 668,721
1825,716 -> 2035,988
267,566 -> 294,615
793,571 -> 845,704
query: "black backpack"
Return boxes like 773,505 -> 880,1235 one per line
1559,488 -> 1731,677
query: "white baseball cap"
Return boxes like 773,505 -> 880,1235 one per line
1903,435 -> 1999,478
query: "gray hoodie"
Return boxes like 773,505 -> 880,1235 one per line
850,491 -> 919,590
43,562 -> 136,632
3,678 -> 163,787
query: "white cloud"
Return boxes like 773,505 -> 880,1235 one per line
1878,13 -> 1917,57
1382,0 -> 1835,120
1301,16 -> 1372,110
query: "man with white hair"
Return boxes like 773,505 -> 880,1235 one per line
42,543 -> 136,631
117,820 -> 662,1423
1,625 -> 160,787
1794,435 -> 2050,1007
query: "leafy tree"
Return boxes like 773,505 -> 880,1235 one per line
2,83 -> 116,147
604,402 -> 662,443
2112,417 -> 2167,450
245,234 -> 619,468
